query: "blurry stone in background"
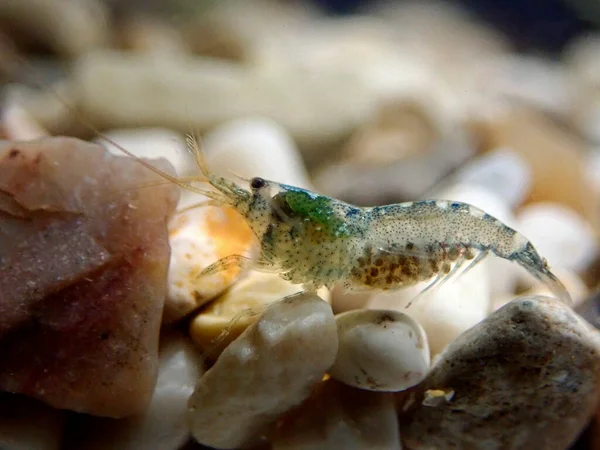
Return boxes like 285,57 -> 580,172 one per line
313,126 -> 474,206
564,35 -> 600,146
342,100 -> 439,168
0,0 -> 110,58
474,108 -> 599,230
113,15 -> 190,56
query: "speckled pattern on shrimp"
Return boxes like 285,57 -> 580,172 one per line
347,201 -> 517,289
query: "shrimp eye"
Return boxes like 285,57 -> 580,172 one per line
250,177 -> 266,190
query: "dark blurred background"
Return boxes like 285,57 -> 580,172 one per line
311,0 -> 598,54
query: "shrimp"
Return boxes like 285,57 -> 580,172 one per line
101,133 -> 572,307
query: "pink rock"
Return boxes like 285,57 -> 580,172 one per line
0,137 -> 179,418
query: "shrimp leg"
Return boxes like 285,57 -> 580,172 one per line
460,250 -> 489,277
405,249 -> 489,308
197,255 -> 255,278
405,257 -> 466,308
197,254 -> 278,279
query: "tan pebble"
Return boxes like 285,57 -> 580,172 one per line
189,271 -> 330,359
188,293 -> 338,449
564,34 -> 600,143
181,0 -> 316,61
400,295 -> 600,450
4,83 -> 80,137
70,49 -> 375,153
115,16 -> 189,56
476,108 -> 600,230
585,149 -> 600,198
271,379 -> 401,450
330,284 -> 372,314
0,99 -> 48,141
431,149 -> 531,210
342,98 -> 439,168
474,55 -> 570,117
165,205 -> 256,324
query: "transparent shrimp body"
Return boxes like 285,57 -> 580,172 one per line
230,180 -> 571,305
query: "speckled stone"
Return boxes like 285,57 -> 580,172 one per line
400,296 -> 600,450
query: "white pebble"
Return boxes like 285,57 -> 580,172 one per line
516,202 -> 598,275
203,117 -> 313,189
73,331 -> 203,450
73,50 -> 375,151
330,309 -> 430,392
188,293 -> 338,449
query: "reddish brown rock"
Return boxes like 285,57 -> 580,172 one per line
0,137 -> 179,418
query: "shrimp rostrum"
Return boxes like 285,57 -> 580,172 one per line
117,135 -> 572,306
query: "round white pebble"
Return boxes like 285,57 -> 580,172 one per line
329,309 -> 430,392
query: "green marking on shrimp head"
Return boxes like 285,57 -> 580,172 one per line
284,190 -> 351,238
